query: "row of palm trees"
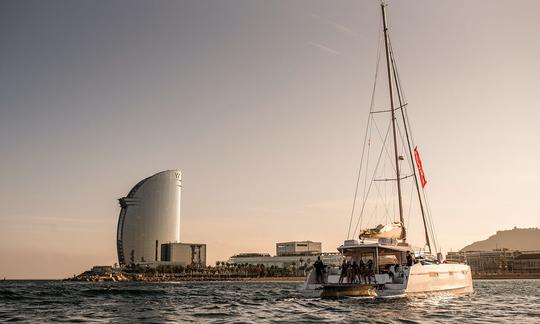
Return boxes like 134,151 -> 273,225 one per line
213,262 -> 312,277
124,261 -> 313,277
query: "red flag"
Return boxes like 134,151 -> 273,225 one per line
414,146 -> 427,188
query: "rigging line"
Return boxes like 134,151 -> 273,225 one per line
425,205 -> 438,253
353,122 -> 391,239
357,35 -> 384,237
422,189 -> 439,253
381,157 -> 385,207
389,37 -> 436,252
394,123 -> 417,226
407,179 -> 414,229
352,121 -> 392,239
364,204 -> 379,235
373,174 -> 414,181
370,103 -> 407,114
359,120 -> 373,233
395,119 -> 415,177
389,39 -> 417,150
404,109 -> 430,247
346,16 -> 384,240
425,192 -> 441,253
388,38 -> 408,102
392,41 -> 438,251
390,176 -> 397,223
373,179 -> 393,222
395,118 -> 407,157
371,116 -> 396,174
381,136 -> 391,223
388,39 -> 411,125
379,158 -> 386,225
423,195 -> 435,239
388,24 -> 440,255
395,122 -> 408,167
388,48 -> 415,181
346,115 -> 371,240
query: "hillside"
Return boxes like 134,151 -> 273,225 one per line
461,227 -> 540,252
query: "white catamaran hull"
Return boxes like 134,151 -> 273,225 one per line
405,263 -> 473,295
303,263 -> 473,298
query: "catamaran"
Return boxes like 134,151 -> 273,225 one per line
303,2 -> 473,298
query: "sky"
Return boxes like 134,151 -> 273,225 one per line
1,0 -> 539,279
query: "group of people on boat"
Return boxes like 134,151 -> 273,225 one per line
311,251 -> 418,285
338,259 -> 375,284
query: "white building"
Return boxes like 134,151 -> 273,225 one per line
161,243 -> 207,267
228,253 -> 342,268
276,241 -> 322,256
228,241 -> 341,268
116,170 -> 182,266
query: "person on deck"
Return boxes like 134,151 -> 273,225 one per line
346,260 -> 353,283
394,262 -> 400,274
314,256 -> 325,284
359,260 -> 366,284
366,259 -> 374,284
406,251 -> 414,266
351,261 -> 360,284
338,259 -> 348,284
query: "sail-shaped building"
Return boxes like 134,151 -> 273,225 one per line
116,170 -> 182,266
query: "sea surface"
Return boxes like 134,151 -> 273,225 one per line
0,279 -> 539,323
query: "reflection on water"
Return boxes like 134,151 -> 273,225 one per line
0,280 -> 539,322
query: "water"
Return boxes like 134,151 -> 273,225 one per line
0,280 -> 538,323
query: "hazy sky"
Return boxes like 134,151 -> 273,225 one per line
1,0 -> 539,279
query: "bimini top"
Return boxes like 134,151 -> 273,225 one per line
359,222 -> 405,240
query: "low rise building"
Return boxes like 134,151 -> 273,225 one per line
228,241 -> 341,268
446,250 -> 540,274
228,252 -> 341,268
160,243 -> 206,267
513,251 -> 540,272
276,241 -> 321,256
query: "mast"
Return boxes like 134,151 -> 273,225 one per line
381,2 -> 407,241
390,49 -> 432,253
381,2 -> 405,240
